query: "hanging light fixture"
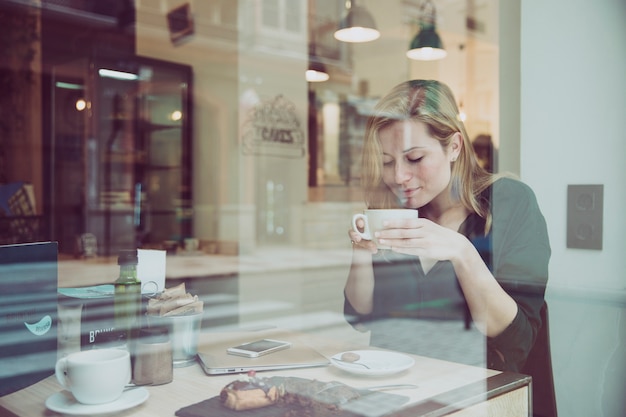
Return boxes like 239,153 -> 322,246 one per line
307,19 -> 329,82
406,0 -> 447,61
334,0 -> 380,43
306,59 -> 329,82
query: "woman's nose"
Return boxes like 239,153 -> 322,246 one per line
395,161 -> 411,184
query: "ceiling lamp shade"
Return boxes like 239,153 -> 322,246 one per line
306,60 -> 329,82
406,27 -> 447,60
334,2 -> 380,43
406,0 -> 447,61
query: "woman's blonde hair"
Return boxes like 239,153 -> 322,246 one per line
361,80 -> 499,232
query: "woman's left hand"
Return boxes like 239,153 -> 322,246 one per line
375,218 -> 470,262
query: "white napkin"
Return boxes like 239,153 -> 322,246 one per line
138,249 -> 166,294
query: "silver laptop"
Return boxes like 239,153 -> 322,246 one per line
197,334 -> 329,376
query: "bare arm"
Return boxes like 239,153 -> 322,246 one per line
449,236 -> 518,337
344,246 -> 375,314
344,227 -> 378,315
378,218 -> 517,338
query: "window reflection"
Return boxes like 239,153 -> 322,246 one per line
0,2 -> 623,416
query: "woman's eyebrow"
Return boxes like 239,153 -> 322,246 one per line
403,146 -> 426,153
382,146 -> 426,156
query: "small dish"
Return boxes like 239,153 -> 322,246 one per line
331,350 -> 415,376
45,387 -> 149,415
58,285 -> 114,299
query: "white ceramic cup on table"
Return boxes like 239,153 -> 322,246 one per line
184,238 -> 199,252
352,209 -> 418,249
55,348 -> 131,405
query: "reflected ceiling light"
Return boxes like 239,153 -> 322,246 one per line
334,0 -> 380,43
306,60 -> 329,82
406,0 -> 447,61
55,81 -> 84,90
98,68 -> 138,80
170,110 -> 183,121
75,99 -> 87,111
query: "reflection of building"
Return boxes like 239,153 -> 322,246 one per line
308,92 -> 376,190
472,134 -> 497,173
50,56 -> 192,256
338,95 -> 378,186
0,182 -> 41,245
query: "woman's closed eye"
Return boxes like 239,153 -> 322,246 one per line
383,155 -> 423,167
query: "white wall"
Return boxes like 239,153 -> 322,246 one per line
521,1 -> 626,416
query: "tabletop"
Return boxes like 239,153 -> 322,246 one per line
0,329 -> 530,417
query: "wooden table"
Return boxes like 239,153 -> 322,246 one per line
0,330 -> 531,417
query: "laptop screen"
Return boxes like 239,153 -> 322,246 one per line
0,242 -> 58,396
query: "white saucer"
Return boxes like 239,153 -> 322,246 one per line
45,387 -> 149,415
331,350 -> 415,376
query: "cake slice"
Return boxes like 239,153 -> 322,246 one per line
220,373 -> 362,414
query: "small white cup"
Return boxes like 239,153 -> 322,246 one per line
352,209 -> 418,249
55,348 -> 131,405
184,238 -> 199,252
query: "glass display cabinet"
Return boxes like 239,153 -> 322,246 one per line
50,56 -> 192,256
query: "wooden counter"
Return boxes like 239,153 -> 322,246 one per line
0,331 -> 530,417
57,247 -> 354,287
57,253 -> 240,288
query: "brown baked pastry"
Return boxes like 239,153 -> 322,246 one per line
220,374 -> 361,414
220,377 -> 282,411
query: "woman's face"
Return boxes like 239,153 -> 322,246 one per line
379,120 -> 459,209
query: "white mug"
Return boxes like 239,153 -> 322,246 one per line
352,209 -> 418,249
184,238 -> 199,252
55,348 -> 131,405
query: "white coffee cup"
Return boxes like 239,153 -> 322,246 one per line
352,209 -> 418,249
55,348 -> 131,405
184,238 -> 199,252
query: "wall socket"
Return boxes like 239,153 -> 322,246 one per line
566,184 -> 603,250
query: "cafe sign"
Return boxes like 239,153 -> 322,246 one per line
241,94 -> 305,158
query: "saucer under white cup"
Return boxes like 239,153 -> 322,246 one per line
46,387 -> 149,416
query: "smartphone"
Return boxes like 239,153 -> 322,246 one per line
226,339 -> 292,358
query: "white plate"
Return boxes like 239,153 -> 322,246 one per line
45,387 -> 149,415
58,285 -> 114,299
331,350 -> 415,376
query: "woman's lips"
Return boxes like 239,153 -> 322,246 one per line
402,188 -> 419,198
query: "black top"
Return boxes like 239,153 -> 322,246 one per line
345,177 -> 551,373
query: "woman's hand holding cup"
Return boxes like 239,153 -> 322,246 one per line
350,209 -> 418,252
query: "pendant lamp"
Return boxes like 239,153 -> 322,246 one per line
406,0 -> 447,61
307,26 -> 329,82
306,60 -> 329,82
334,0 -> 380,43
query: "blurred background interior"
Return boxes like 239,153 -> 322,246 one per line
0,1 -> 624,416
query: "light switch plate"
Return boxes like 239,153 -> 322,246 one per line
566,184 -> 603,250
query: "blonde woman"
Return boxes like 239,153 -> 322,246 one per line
345,80 -> 555,416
